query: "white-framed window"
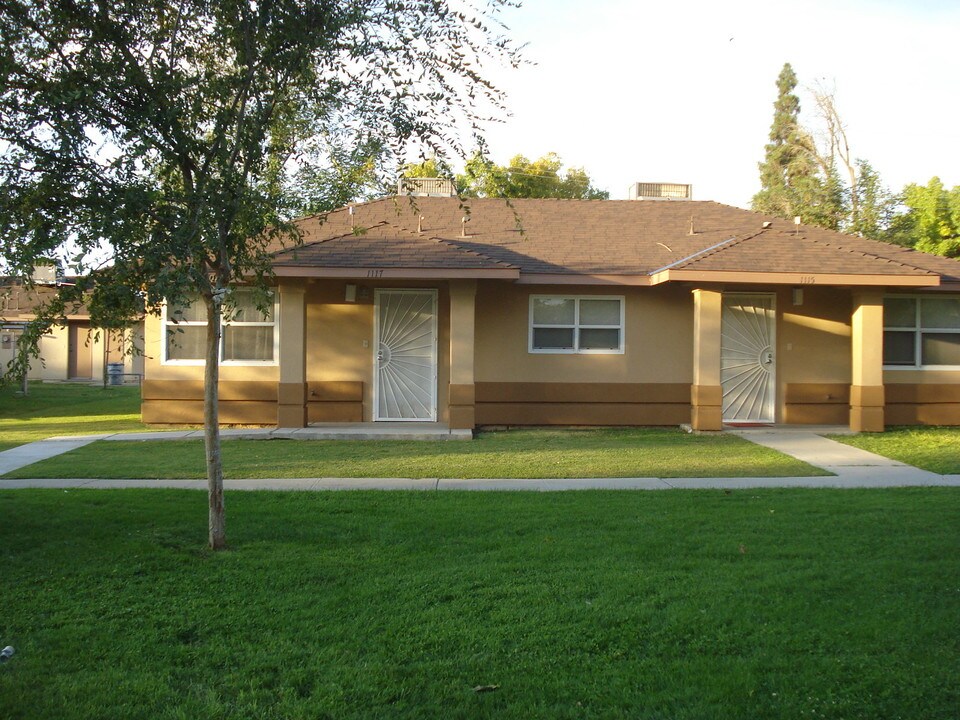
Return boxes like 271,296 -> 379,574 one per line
162,289 -> 278,365
529,295 -> 624,354
884,295 -> 960,369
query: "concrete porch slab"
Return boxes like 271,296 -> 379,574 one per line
99,424 -> 473,442
277,423 -> 472,441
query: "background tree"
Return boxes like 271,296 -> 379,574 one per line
285,137 -> 383,218
401,156 -> 454,180
806,86 -> 897,240
0,0 -> 520,549
455,151 -> 609,199
849,159 -> 897,241
887,177 -> 960,256
752,63 -> 841,228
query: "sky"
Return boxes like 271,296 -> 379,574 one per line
469,0 -> 960,207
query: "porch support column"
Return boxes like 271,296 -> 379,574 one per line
850,291 -> 885,432
448,280 -> 477,430
691,288 -> 723,431
277,282 -> 307,428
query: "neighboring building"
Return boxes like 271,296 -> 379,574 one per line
140,185 -> 960,431
0,281 -> 143,383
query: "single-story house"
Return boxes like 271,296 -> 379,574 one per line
140,182 -> 960,432
1,280 -> 143,383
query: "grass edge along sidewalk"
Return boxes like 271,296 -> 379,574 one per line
829,425 -> 960,475
2,428 -> 829,480
0,383 -> 149,452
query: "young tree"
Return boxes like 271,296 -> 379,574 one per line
0,0 -> 520,549
752,63 -> 840,228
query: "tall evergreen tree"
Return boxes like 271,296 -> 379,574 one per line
752,63 -> 840,227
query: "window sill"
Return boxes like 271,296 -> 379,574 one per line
161,360 -> 279,367
529,349 -> 624,355
883,365 -> 960,371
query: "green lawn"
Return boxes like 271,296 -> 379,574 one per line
0,382 -> 148,451
1,489 -> 957,719
832,426 -> 960,475
3,427 -> 827,479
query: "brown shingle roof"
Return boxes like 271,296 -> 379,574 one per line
275,197 -> 960,283
272,221 -> 512,270
673,230 -> 935,277
1,281 -> 91,320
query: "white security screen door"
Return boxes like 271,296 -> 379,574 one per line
374,289 -> 438,421
721,294 -> 776,423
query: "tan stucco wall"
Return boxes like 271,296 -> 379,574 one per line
2,323 -> 141,382
474,283 -> 694,384
304,280 -> 451,422
305,283 -> 371,378
776,287 -> 853,386
138,278 -> 960,428
885,369 -> 960,384
0,328 -> 19,378
36,325 -> 71,380
777,286 -> 853,425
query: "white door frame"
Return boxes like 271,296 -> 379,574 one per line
721,292 -> 777,423
373,289 -> 438,422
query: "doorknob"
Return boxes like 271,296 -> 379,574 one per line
762,351 -> 774,365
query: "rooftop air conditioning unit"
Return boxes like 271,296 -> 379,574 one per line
628,182 -> 693,200
31,265 -> 58,285
398,177 -> 456,198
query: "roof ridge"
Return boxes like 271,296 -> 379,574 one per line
290,196 -> 397,225
354,218 -> 518,269
374,219 -> 426,239
806,234 -> 936,276
651,229 -> 767,274
273,220 -> 393,257
434,236 -> 517,269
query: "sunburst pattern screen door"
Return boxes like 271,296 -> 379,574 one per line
373,289 -> 438,421
721,294 -> 776,423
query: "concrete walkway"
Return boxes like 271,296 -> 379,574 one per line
2,426 -> 959,490
0,437 -> 103,476
725,426 -> 950,486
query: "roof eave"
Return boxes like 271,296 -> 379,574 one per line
514,273 -> 653,286
272,266 -> 519,280
652,269 -> 941,287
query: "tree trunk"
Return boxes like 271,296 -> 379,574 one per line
204,295 -> 226,550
